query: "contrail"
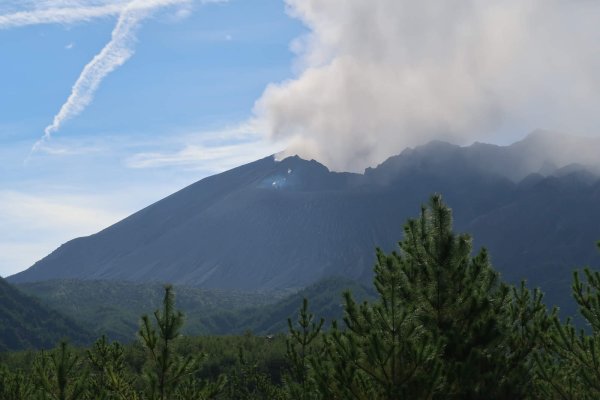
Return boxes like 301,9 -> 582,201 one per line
0,4 -> 122,29
0,1 -> 193,30
31,0 -> 194,153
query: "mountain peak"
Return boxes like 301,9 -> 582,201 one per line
9,132 -> 600,303
364,131 -> 600,183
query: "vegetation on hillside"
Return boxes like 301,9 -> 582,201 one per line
16,281 -> 292,341
1,194 -> 600,398
0,278 -> 92,351
16,278 -> 372,341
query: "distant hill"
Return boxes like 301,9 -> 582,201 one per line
17,278 -> 372,340
8,131 -> 600,317
16,280 -> 290,342
233,277 -> 374,335
0,278 -> 92,351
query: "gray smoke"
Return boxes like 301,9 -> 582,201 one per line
254,0 -> 600,171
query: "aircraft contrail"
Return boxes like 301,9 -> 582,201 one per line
29,0 -> 195,153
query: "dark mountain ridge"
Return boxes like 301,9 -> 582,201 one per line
8,132 -> 600,314
368,130 -> 600,183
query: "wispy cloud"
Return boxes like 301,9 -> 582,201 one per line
35,142 -> 105,156
0,1 -> 127,29
126,142 -> 279,171
0,190 -> 125,233
0,0 -> 193,30
0,189 -> 128,276
125,121 -> 283,172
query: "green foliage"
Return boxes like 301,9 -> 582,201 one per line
87,335 -> 137,400
283,298 -> 323,399
502,282 -> 552,396
241,278 -> 374,335
535,244 -> 600,399
0,285 -> 235,399
0,364 -> 35,400
34,341 -> 88,400
16,280 -> 289,341
139,285 -> 222,400
0,278 -> 92,351
395,195 -> 545,397
223,348 -> 285,400
16,278 -> 368,341
313,262 -> 443,399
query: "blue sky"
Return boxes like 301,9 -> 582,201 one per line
0,0 -> 305,276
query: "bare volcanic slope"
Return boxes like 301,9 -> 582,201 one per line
10,155 -> 383,290
8,132 -> 600,312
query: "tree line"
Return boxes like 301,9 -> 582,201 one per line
2,194 -> 600,399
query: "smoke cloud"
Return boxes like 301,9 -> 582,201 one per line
254,0 -> 600,171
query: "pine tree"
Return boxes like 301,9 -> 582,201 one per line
283,298 -> 323,400
87,335 -> 137,400
501,282 -> 552,397
312,253 -> 443,399
308,194 -> 549,399
309,200 -> 448,399
225,347 -> 285,400
536,242 -> 600,399
34,341 -> 88,400
139,285 -> 219,400
398,194 -> 553,398
0,365 -> 35,400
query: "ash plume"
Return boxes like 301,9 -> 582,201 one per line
254,0 -> 600,172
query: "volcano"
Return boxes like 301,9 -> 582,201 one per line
9,132 -> 600,312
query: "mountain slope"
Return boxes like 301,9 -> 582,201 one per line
467,174 -> 600,313
8,132 -> 600,315
0,278 -> 92,351
10,156 -> 380,289
8,153 -> 514,290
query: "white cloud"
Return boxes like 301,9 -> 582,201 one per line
35,141 -> 104,156
0,242 -> 61,279
126,142 -> 279,171
0,0 -> 202,29
125,121 -> 284,172
0,190 -> 128,276
0,191 -> 125,236
0,1 -> 128,29
254,0 -> 600,172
